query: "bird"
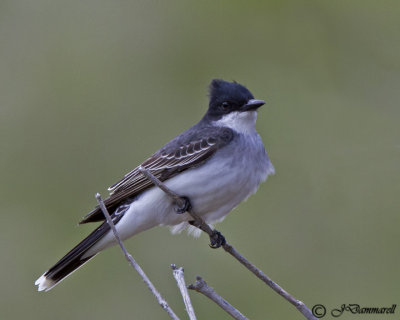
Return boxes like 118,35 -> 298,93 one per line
35,79 -> 275,292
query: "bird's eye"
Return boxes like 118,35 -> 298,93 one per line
221,101 -> 230,109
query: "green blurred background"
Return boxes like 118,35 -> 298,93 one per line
1,1 -> 399,319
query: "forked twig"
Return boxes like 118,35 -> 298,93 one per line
95,193 -> 180,320
138,168 -> 317,320
188,276 -> 248,320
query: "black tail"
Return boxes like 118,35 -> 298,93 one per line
35,215 -> 123,291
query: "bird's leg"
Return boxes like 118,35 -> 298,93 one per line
175,196 -> 192,214
139,166 -> 226,249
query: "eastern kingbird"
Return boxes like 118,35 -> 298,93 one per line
35,79 -> 275,292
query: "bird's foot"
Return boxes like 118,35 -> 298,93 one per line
188,221 -> 225,248
209,230 -> 226,249
175,196 -> 192,214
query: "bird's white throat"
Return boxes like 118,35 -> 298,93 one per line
213,111 -> 257,134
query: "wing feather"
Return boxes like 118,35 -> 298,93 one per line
79,133 -> 227,224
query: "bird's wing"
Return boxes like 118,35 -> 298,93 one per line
79,127 -> 233,224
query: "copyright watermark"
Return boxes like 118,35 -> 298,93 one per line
312,304 -> 326,318
311,304 -> 396,318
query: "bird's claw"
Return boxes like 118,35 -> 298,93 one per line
175,196 -> 192,214
209,230 -> 226,249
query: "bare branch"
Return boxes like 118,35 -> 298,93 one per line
138,170 -> 317,320
95,193 -> 180,320
222,243 -> 317,320
188,276 -> 248,320
171,265 -> 197,320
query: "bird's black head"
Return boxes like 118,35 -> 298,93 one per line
204,79 -> 265,120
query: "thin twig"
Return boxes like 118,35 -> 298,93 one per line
188,276 -> 248,320
95,193 -> 180,320
138,170 -> 317,320
222,243 -> 317,320
171,265 -> 197,320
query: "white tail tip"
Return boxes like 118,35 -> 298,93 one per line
35,274 -> 56,292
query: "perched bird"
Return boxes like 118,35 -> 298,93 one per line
35,79 -> 275,292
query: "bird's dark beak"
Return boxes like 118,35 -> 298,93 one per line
242,99 -> 265,111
